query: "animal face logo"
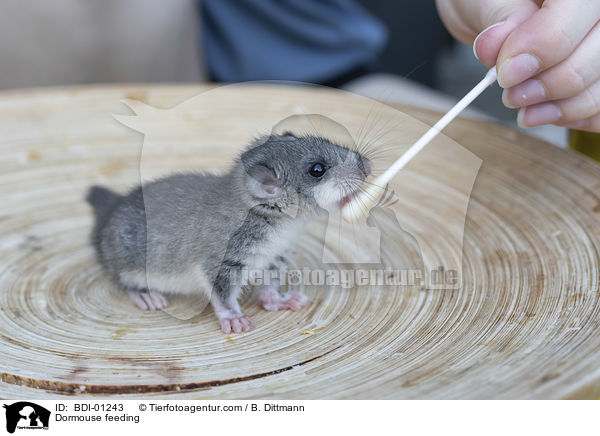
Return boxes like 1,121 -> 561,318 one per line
2,402 -> 50,433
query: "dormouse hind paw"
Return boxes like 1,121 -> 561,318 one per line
259,286 -> 308,311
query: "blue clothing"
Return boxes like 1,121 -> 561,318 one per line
202,0 -> 388,83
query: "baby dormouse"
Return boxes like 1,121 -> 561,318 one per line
87,128 -> 372,333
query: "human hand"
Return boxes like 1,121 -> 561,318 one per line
436,0 -> 600,132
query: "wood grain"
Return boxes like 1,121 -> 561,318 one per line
0,84 -> 599,399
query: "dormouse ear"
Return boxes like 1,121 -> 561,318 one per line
245,164 -> 283,199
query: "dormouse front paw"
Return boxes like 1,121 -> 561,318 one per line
219,315 -> 254,334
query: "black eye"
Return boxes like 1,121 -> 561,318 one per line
309,163 -> 327,178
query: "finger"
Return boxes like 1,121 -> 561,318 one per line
436,0 -> 540,59
435,0 -> 478,45
560,115 -> 600,133
517,79 -> 600,127
497,0 -> 600,88
472,1 -> 541,67
503,21 -> 600,107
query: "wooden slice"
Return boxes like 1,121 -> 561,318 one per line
0,84 -> 599,399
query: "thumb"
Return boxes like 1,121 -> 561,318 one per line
473,1 -> 540,67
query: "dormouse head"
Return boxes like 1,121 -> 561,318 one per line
239,114 -> 372,216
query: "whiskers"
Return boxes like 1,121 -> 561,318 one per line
339,177 -> 398,218
330,176 -> 400,261
349,104 -> 416,188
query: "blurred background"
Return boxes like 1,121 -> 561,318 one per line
0,0 -> 565,146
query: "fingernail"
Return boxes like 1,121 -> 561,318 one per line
473,22 -> 505,61
562,120 -> 587,129
516,108 -> 526,128
519,103 -> 562,127
498,53 -> 540,88
504,79 -> 546,107
502,89 -> 517,108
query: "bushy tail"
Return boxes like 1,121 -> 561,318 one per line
86,186 -> 121,223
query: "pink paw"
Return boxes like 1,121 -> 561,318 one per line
260,289 -> 308,312
220,316 -> 254,334
129,290 -> 169,311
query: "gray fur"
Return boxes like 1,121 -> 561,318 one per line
87,133 -> 371,330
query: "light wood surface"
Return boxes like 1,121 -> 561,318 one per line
0,84 -> 599,399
